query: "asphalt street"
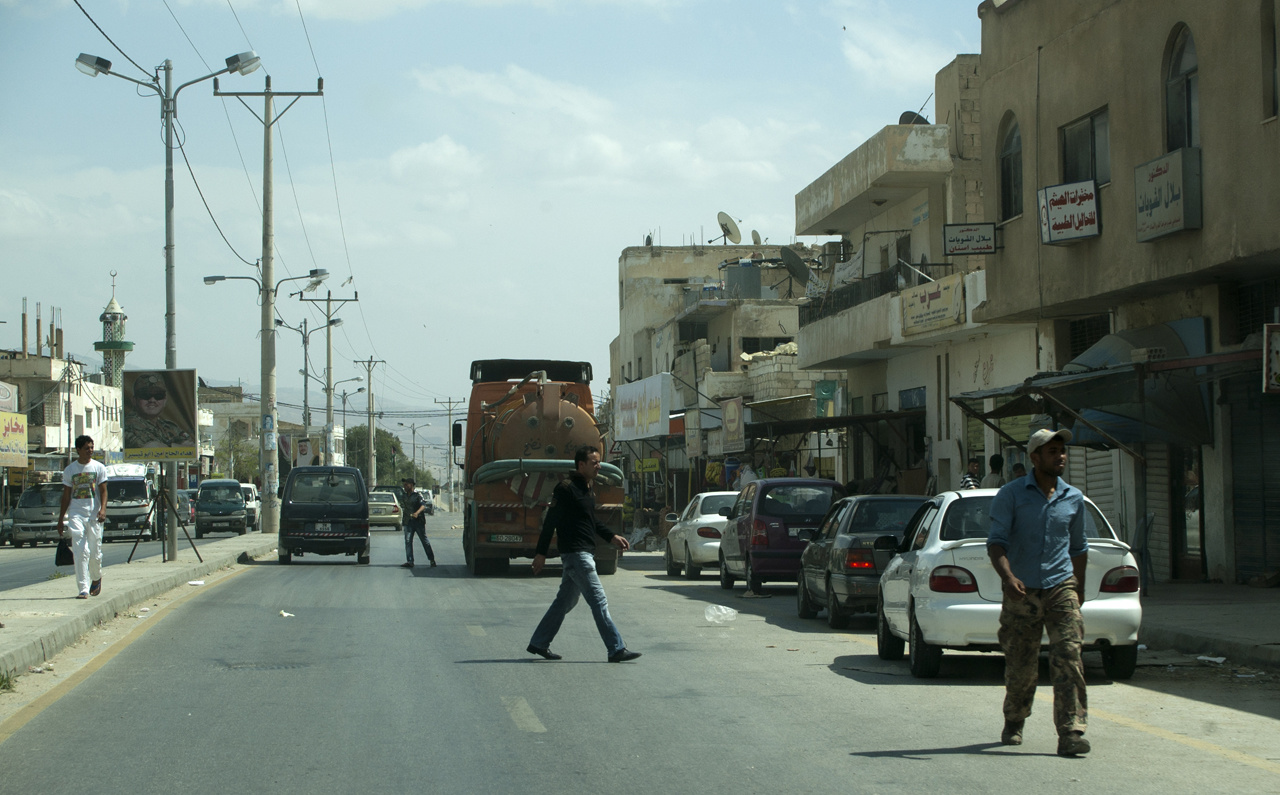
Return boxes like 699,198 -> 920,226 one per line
1,514 -> 1278,794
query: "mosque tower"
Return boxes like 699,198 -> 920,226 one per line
94,271 -> 134,389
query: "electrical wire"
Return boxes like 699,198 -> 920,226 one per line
177,141 -> 257,266
72,0 -> 155,80
226,0 -> 255,50
275,119 -> 321,271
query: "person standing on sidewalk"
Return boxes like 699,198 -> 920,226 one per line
56,435 -> 109,599
527,446 -> 640,663
987,428 -> 1091,757
400,478 -> 436,569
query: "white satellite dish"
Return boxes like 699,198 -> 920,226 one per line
709,211 -> 742,245
751,230 -> 762,246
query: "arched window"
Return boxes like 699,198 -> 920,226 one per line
999,116 -> 1023,220
1166,26 -> 1200,151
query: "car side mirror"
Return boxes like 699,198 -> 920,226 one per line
796,528 -> 816,542
718,507 -> 731,517
873,534 -> 898,551
664,513 -> 678,522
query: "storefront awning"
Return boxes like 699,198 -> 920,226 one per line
745,409 -> 924,440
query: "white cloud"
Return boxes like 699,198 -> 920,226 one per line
389,135 -> 483,183
829,0 -> 961,105
414,64 -> 613,126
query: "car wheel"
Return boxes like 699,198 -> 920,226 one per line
826,582 -> 850,629
719,553 -> 735,590
664,541 -> 681,577
357,552 -> 370,565
908,608 -> 943,678
796,574 -> 819,619
877,597 -> 905,660
683,545 -> 701,579
238,526 -> 247,536
30,540 -> 40,548
278,551 -> 292,564
194,529 -> 203,539
1101,644 -> 1138,679
745,555 -> 764,593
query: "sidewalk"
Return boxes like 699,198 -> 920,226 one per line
1138,581 -> 1280,670
0,534 -> 279,677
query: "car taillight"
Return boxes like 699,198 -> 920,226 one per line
392,506 -> 400,514
751,518 -> 769,547
844,549 -> 875,570
1100,565 -> 1140,593
929,565 -> 978,593
696,526 -> 721,539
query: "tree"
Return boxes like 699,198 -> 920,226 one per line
214,423 -> 260,482
344,425 -> 437,490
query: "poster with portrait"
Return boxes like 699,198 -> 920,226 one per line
293,436 -> 320,467
123,369 -> 198,461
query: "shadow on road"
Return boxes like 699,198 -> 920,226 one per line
849,742 -> 1047,759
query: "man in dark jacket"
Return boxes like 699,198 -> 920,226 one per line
400,478 -> 436,569
527,446 -> 640,662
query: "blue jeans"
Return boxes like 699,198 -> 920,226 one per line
530,551 -> 625,655
404,522 -> 434,564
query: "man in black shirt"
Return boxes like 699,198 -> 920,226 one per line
400,478 -> 436,569
527,446 -> 640,662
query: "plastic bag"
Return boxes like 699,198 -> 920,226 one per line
704,605 -> 739,624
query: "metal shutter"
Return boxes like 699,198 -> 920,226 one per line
1145,444 -> 1172,583
1227,375 -> 1280,582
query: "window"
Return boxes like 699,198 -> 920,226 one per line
741,337 -> 792,355
999,117 -> 1023,220
1265,0 -> 1279,118
1061,109 -> 1111,185
1166,26 -> 1200,151
85,408 -> 93,428
1069,314 -> 1111,359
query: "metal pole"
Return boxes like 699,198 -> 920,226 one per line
261,78 -> 279,536
367,368 -> 375,486
325,292 -> 334,464
162,59 -> 179,560
301,317 -> 311,430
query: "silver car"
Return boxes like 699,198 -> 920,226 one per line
877,488 -> 1142,679
664,491 -> 739,579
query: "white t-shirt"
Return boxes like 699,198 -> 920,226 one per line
62,459 -> 109,522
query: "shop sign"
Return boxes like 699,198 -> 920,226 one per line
1135,148 -> 1202,242
0,411 -> 26,467
902,272 -> 964,335
943,223 -> 996,255
614,373 -> 673,441
1037,179 -> 1100,244
720,397 -> 745,453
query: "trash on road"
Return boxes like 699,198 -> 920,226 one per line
139,607 -> 150,613
279,610 -> 295,618
1196,655 -> 1227,665
704,605 -> 738,624
187,580 -> 205,586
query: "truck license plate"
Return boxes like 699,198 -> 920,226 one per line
314,522 -> 331,532
490,534 -> 522,543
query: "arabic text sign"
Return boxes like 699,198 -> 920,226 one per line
901,273 -> 965,336
123,369 -> 198,462
720,397 -> 745,453
613,373 -> 672,441
1135,147 -> 1202,242
0,411 -> 26,467
1037,180 -> 1100,244
943,223 -> 996,256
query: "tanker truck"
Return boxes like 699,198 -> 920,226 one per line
453,359 -> 624,576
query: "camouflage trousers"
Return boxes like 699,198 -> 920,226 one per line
998,576 -> 1087,736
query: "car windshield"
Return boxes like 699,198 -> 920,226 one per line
107,481 -> 148,502
19,486 -> 64,508
700,494 -> 736,515
940,495 -> 1115,541
200,486 -> 244,503
289,473 -> 363,504
759,484 -> 839,518
369,492 -> 396,504
849,500 -> 923,534
241,487 -> 254,500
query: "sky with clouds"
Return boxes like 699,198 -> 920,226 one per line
0,0 -> 980,446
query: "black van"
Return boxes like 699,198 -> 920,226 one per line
278,466 -> 370,565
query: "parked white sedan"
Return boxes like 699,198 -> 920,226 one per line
664,491 -> 739,579
877,488 -> 1142,679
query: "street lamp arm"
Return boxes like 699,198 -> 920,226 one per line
103,69 -> 161,95
204,274 -> 262,289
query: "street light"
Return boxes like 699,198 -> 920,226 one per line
275,316 -> 342,431
77,48 -> 260,561
397,422 -> 430,484
204,267 -> 328,535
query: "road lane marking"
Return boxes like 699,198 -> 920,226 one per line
1035,693 -> 1280,776
467,625 -> 486,636
501,696 -> 547,733
0,566 -> 251,748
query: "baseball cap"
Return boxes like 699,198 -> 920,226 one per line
402,478 -> 415,485
1027,428 -> 1072,456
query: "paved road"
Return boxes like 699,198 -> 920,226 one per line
0,532 -> 243,592
2,514 -> 1278,793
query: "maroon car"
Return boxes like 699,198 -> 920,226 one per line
718,478 -> 845,592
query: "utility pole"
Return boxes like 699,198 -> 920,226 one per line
356,358 -> 384,486
435,397 -> 464,511
296,289 -> 357,464
214,74 -> 323,537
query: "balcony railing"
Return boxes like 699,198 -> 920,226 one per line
799,262 -> 957,326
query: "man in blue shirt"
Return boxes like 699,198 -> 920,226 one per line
987,428 -> 1090,757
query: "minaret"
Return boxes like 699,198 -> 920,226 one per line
94,271 -> 134,389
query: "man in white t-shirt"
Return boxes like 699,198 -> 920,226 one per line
57,435 -> 109,599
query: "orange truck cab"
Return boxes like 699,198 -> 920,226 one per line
453,359 -> 624,575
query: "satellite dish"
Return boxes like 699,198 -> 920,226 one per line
899,111 -> 930,125
716,211 -> 742,245
751,230 -> 762,246
780,246 -> 810,284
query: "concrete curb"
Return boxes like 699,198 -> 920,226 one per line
1139,624 -> 1280,671
0,536 -> 279,677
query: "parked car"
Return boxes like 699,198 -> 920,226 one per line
175,491 -> 195,526
877,488 -> 1143,679
194,479 -> 249,538
718,478 -> 846,592
664,491 -> 739,579
421,489 -> 435,516
797,494 -> 930,628
278,466 -> 370,564
240,483 -> 261,531
368,490 -> 403,529
12,483 -> 66,547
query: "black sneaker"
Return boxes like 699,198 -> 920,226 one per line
527,645 -> 562,660
608,649 -> 642,663
430,560 -> 437,568
400,562 -> 414,569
